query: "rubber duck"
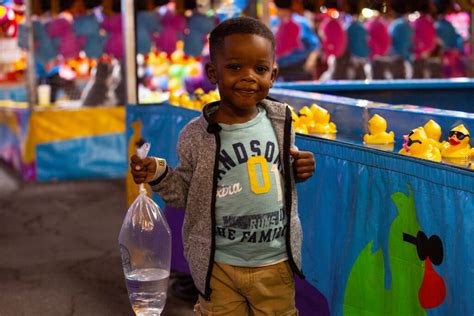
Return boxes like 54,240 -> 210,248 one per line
298,106 -> 314,125
208,90 -> 220,102
363,114 -> 394,144
286,107 -> 305,134
168,91 -> 180,105
171,40 -> 186,64
441,124 -> 472,159
399,127 -> 442,162
423,120 -> 443,149
295,106 -> 314,132
293,113 -> 309,134
309,104 -> 337,134
179,92 -> 192,108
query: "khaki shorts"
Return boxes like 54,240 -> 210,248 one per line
194,261 -> 298,316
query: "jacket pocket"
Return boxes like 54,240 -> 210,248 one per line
184,234 -> 211,292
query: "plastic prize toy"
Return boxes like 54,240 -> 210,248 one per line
441,124 -> 473,159
423,119 -> 443,149
399,127 -> 442,162
309,103 -> 337,134
363,114 -> 394,144
290,108 -> 308,134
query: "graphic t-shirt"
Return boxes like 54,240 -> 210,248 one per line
215,108 -> 287,266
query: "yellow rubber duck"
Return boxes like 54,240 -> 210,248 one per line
207,90 -> 220,103
423,119 -> 443,149
289,109 -> 304,134
187,60 -> 201,77
363,114 -> 394,144
309,104 -> 337,134
292,114 -> 309,134
179,92 -> 192,109
399,127 -> 442,162
298,106 -> 314,125
168,91 -> 180,105
441,124 -> 472,159
171,40 -> 185,64
296,106 -> 315,132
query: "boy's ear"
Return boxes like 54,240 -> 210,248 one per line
270,64 -> 279,87
205,62 -> 217,85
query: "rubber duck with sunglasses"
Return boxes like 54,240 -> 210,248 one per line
441,124 -> 473,159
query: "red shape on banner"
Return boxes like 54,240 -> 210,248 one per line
418,258 -> 446,309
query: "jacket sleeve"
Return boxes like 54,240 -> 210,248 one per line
149,128 -> 195,209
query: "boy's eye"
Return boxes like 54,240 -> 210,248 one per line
256,66 -> 269,73
227,64 -> 241,71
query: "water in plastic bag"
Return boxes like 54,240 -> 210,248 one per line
119,143 -> 172,316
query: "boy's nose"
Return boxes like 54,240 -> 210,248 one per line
241,72 -> 257,82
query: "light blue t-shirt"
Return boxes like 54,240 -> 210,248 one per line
214,108 -> 287,266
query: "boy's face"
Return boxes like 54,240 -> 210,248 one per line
206,34 -> 278,116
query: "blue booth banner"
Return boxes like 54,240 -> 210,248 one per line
126,104 -> 473,316
0,105 -> 127,181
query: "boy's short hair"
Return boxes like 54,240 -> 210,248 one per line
209,17 -> 276,62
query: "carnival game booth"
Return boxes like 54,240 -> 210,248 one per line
1,0 -> 230,182
0,0 -> 206,182
126,88 -> 474,315
274,78 -> 474,113
0,96 -> 127,181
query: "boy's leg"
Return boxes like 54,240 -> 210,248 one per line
194,262 -> 249,315
246,261 -> 298,316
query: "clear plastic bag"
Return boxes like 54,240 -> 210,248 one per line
119,143 -> 172,316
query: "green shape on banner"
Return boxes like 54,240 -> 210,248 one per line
344,185 -> 426,315
343,241 -> 386,315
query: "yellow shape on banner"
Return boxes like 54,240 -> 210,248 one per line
0,109 -> 19,136
23,107 -> 125,163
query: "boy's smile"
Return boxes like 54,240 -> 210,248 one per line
206,33 -> 278,124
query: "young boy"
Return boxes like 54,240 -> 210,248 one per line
131,16 -> 315,315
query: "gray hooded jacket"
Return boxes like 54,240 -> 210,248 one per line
150,98 -> 304,299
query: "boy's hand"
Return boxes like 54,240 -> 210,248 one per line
290,148 -> 315,181
130,155 -> 157,184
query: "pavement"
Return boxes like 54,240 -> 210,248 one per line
0,162 -> 195,316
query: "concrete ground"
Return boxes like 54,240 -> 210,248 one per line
0,163 -> 195,316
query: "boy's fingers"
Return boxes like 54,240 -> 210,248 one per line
297,151 -> 314,159
130,155 -> 143,171
132,176 -> 144,184
294,153 -> 315,167
293,150 -> 315,180
142,157 -> 156,168
296,172 -> 313,180
295,165 -> 314,173
289,147 -> 300,159
130,154 -> 141,163
294,156 -> 313,165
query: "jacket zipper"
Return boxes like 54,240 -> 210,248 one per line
283,106 -> 304,278
203,131 -> 221,300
